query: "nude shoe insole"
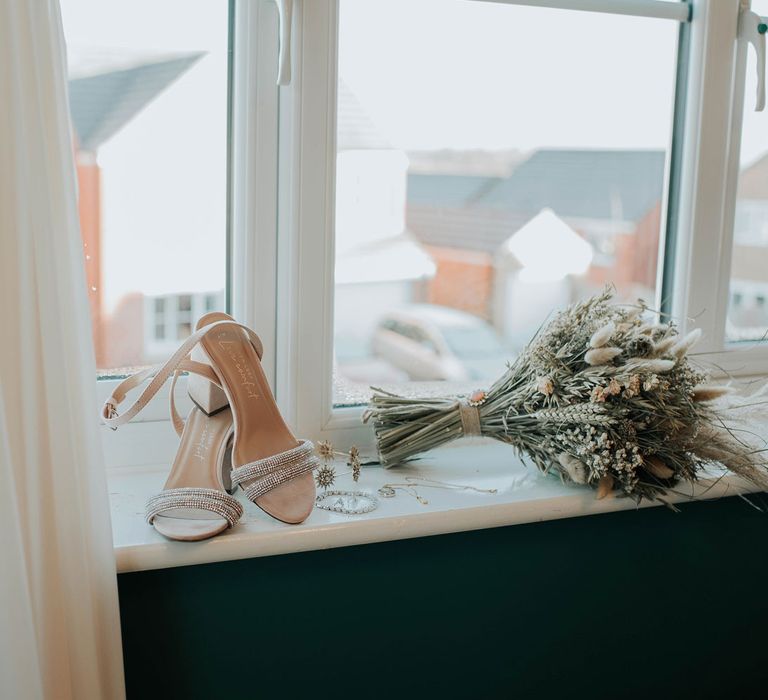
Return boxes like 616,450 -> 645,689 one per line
200,322 -> 315,524
152,406 -> 234,542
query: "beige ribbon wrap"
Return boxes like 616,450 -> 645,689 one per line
458,400 -> 482,437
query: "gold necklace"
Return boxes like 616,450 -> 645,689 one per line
378,476 -> 497,505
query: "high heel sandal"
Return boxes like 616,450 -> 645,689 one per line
190,312 -> 317,524
101,315 -> 317,539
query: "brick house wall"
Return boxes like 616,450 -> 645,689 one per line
423,245 -> 494,320
76,155 -> 105,366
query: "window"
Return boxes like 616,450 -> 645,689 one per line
76,0 -> 768,465
282,0 -> 768,449
60,0 -> 229,376
332,0 -> 678,405
144,291 -> 225,360
727,0 -> 768,344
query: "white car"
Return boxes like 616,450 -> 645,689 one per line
372,305 -> 510,381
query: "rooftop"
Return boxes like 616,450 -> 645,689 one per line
476,148 -> 666,221
406,148 -> 666,254
69,53 -> 203,152
337,80 -> 392,151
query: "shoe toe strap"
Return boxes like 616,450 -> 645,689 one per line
146,488 -> 243,528
231,440 -> 319,501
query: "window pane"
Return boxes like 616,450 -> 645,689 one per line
177,294 -> 192,313
726,36 -> 768,345
333,0 -> 677,406
60,1 -> 228,373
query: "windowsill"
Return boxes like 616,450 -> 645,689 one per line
110,440 -> 761,574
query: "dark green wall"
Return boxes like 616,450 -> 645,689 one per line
119,496 -> 768,699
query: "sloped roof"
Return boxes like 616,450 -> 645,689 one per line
407,204 -> 526,254
407,173 -> 501,207
337,80 -> 391,151
477,149 -> 665,221
407,149 -> 666,254
69,53 -> 203,152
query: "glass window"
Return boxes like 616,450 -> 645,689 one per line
177,295 -> 192,313
333,0 -> 677,406
60,0 -> 229,374
726,23 -> 768,344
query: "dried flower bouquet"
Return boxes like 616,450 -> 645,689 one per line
363,288 -> 768,502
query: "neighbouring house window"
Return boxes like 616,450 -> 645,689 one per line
176,294 -> 193,337
332,0 -> 677,406
144,291 -> 225,361
205,293 -> 218,312
60,0 -> 229,375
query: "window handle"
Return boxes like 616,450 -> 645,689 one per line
739,5 -> 766,112
275,0 -> 293,86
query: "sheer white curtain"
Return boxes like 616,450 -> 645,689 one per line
0,1 -> 125,698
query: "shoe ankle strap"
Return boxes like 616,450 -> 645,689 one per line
101,320 -> 263,431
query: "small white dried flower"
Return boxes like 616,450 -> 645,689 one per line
558,452 -> 587,484
643,375 -> 660,392
584,347 -> 622,366
623,375 -> 641,399
589,322 -> 615,348
670,328 -> 702,359
536,376 -> 555,396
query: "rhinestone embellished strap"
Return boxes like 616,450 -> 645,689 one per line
146,488 -> 243,527
230,440 -> 315,484
242,457 -> 319,501
230,440 -> 319,501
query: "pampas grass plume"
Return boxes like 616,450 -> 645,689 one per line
693,385 -> 731,402
596,475 -> 614,499
623,358 -> 676,374
653,337 -> 677,355
584,347 -> 622,366
645,457 -> 675,479
589,322 -> 615,348
558,452 -> 587,484
671,328 -> 702,359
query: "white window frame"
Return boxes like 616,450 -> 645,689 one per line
669,0 -> 768,372
98,0 -> 282,468
99,0 -> 768,468
276,0 -> 693,453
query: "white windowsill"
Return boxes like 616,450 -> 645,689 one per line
110,440 -> 761,574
